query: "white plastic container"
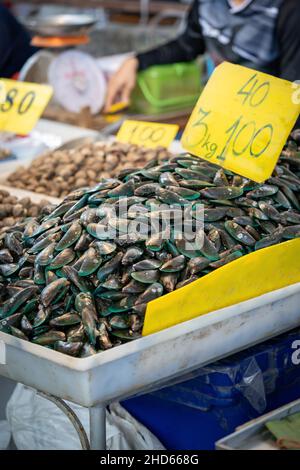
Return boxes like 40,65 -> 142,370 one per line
0,184 -> 60,205
216,398 -> 300,450
0,119 -> 97,182
1,283 -> 300,408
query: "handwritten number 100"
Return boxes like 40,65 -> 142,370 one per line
217,116 -> 273,161
0,88 -> 36,115
217,74 -> 273,160
129,125 -> 166,143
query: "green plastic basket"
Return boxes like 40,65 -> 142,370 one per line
130,61 -> 202,115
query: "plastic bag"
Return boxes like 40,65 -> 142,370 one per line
151,355 -> 274,414
6,384 -> 164,450
0,420 -> 11,450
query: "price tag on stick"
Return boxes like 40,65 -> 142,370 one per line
0,79 -> 53,135
181,63 -> 300,182
116,119 -> 179,149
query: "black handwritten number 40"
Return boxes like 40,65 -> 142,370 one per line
188,73 -> 274,162
0,88 -> 36,115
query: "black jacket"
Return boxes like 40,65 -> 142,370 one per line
138,0 -> 300,83
0,5 -> 37,78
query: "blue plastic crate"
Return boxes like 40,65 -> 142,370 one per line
123,326 -> 300,450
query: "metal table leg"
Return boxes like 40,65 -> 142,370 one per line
89,404 -> 106,450
38,391 -> 107,450
38,391 -> 90,450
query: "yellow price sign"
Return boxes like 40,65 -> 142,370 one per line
116,120 -> 179,149
181,62 -> 300,183
0,79 -> 53,135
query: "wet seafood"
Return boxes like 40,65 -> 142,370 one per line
0,133 -> 299,357
7,142 -> 171,198
0,190 -> 50,233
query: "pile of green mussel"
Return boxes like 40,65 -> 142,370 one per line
0,131 -> 299,357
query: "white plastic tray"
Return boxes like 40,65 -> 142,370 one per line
0,119 -> 179,195
0,119 -> 98,181
0,184 -> 61,205
1,283 -> 300,407
216,398 -> 300,450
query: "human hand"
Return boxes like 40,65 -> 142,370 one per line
104,56 -> 138,112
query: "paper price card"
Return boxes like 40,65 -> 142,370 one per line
116,119 -> 179,149
181,62 -> 300,182
0,79 -> 53,135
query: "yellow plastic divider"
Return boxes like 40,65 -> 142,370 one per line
142,239 -> 300,336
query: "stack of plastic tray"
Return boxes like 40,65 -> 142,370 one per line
123,327 -> 300,450
130,61 -> 202,115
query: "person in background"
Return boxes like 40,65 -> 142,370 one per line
104,0 -> 300,111
0,4 -> 37,78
